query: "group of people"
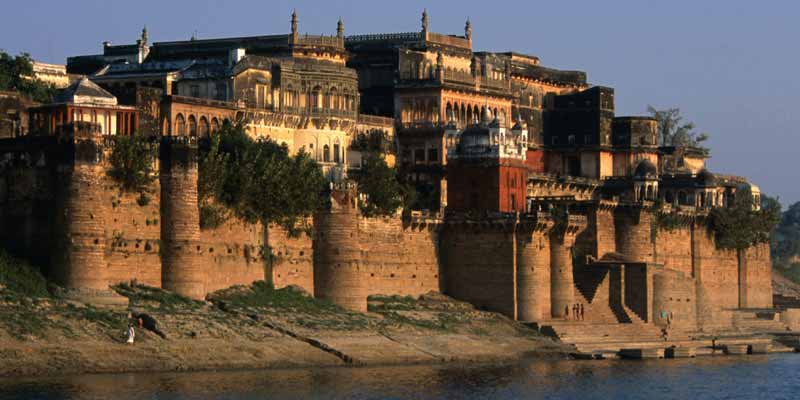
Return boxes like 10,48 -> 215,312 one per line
125,312 -> 167,344
566,303 -> 586,321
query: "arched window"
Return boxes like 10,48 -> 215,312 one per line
211,117 -> 220,133
199,117 -> 209,137
188,115 -> 197,137
333,140 -> 341,163
329,87 -> 338,109
678,191 -> 689,205
311,85 -> 322,109
323,144 -> 330,163
665,191 -> 674,204
175,114 -> 186,136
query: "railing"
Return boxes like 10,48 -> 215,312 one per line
356,114 -> 394,127
293,34 -> 344,48
345,32 -> 422,42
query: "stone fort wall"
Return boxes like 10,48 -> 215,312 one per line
0,137 -> 774,327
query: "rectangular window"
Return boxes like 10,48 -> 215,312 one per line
216,83 -> 227,101
428,148 -> 438,163
551,137 -> 558,145
414,149 -> 425,165
190,85 -> 200,98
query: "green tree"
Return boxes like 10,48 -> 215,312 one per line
107,135 -> 156,199
0,51 -> 57,103
198,123 -> 325,230
709,187 -> 781,250
353,154 -> 408,217
647,106 -> 710,153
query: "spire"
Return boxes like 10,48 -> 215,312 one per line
291,9 -> 298,35
337,17 -> 344,38
421,9 -> 429,33
141,25 -> 148,46
465,18 -> 472,41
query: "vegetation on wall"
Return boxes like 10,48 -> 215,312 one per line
769,199 -> 800,282
351,153 -> 412,217
650,202 -> 684,241
708,188 -> 781,250
197,123 -> 325,231
0,250 -> 50,298
647,106 -> 709,155
0,51 -> 57,103
107,135 -> 156,204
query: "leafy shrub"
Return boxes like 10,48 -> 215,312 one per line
0,250 -> 50,298
108,135 -> 155,194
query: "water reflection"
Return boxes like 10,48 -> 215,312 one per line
0,354 -> 798,400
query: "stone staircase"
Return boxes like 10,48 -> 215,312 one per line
731,310 -> 789,334
540,321 -> 687,354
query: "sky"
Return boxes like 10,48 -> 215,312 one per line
2,0 -> 798,205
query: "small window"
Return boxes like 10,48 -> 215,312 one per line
568,135 -> 576,145
333,144 -> 341,163
428,148 -> 438,163
585,134 -> 592,145
414,149 -> 425,164
551,137 -> 558,145
190,85 -> 200,98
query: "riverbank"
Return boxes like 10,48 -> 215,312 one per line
0,282 -> 571,377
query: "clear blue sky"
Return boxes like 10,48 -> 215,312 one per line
2,0 -> 797,205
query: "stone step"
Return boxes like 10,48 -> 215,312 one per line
619,348 -> 664,359
665,347 -> 696,358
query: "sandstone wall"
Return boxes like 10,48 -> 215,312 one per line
652,269 -> 696,329
269,224 -> 314,293
199,219 -> 267,294
653,226 -> 693,277
441,224 -> 516,317
359,217 -> 440,297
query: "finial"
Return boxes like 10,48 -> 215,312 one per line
337,17 -> 344,38
465,18 -> 472,41
421,9 -> 429,32
291,9 -> 298,35
141,25 -> 148,45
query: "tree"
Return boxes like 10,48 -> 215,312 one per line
709,187 -> 780,250
107,135 -> 156,200
197,123 -> 325,231
647,106 -> 710,153
353,154 -> 408,217
0,51 -> 57,103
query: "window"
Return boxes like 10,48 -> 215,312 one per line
428,148 -> 438,163
215,83 -> 227,101
188,115 -> 197,137
175,114 -> 186,136
323,145 -> 330,162
333,144 -> 340,163
585,134 -> 592,145
190,85 -> 200,98
568,135 -> 575,145
414,149 -> 425,164
551,137 -> 558,145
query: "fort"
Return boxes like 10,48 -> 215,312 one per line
0,11 -> 787,355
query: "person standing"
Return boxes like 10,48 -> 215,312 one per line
565,305 -> 570,320
579,304 -> 585,321
126,323 -> 135,344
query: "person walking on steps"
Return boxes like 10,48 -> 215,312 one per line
565,305 -> 570,320
579,304 -> 585,321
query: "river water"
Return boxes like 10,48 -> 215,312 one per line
1,354 -> 798,400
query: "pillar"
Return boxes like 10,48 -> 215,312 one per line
549,213 -> 587,319
550,235 -> 574,319
57,135 -> 109,291
313,184 -> 368,312
615,207 -> 654,263
516,218 -> 552,321
159,136 -> 205,299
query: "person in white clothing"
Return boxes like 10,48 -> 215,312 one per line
126,323 -> 135,344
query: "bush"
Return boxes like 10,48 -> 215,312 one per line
108,135 -> 156,194
0,250 -> 50,298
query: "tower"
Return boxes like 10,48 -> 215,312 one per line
337,17 -> 344,39
465,18 -> 472,41
291,10 -> 298,36
421,9 -> 429,36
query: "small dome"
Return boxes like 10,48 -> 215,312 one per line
458,125 -> 491,150
481,107 -> 493,124
489,117 -> 501,128
511,121 -> 526,131
634,159 -> 658,178
696,169 -> 717,187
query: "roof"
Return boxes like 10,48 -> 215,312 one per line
55,77 -> 117,106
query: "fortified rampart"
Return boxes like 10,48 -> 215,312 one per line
0,136 -> 773,331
